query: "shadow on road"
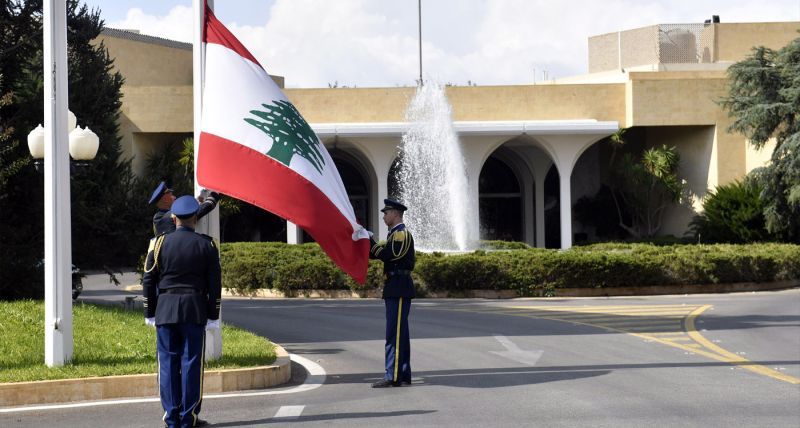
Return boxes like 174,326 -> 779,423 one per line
320,359 -> 799,389
324,366 -> 610,388
224,299 -> 800,343
210,410 -> 437,426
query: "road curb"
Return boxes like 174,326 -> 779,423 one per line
219,281 -> 799,299
0,345 -> 291,408
118,281 -> 798,300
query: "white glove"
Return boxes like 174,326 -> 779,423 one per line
144,317 -> 156,328
368,230 -> 374,238
206,319 -> 221,330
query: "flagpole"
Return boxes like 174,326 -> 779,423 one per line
193,0 -> 222,361
43,0 -> 73,367
193,0 -> 219,241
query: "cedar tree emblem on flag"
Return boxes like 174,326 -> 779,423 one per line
244,100 -> 326,175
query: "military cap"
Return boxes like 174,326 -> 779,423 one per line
380,198 -> 407,213
172,195 -> 200,218
148,181 -> 171,205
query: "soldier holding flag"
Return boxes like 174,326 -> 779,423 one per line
369,198 -> 416,388
148,180 -> 221,236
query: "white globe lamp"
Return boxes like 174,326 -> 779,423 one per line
68,126 -> 99,161
27,124 -> 45,159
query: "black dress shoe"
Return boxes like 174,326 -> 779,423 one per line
194,418 -> 209,427
371,379 -> 401,388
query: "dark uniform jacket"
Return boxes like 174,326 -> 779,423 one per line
152,194 -> 220,236
142,226 -> 222,325
369,223 -> 415,299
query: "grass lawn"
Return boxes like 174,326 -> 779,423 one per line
0,300 -> 277,383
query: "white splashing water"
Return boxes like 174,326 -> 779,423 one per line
397,82 -> 476,252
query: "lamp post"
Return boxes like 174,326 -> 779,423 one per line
31,0 -> 101,369
27,112 -> 98,368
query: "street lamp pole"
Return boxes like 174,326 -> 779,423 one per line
43,0 -> 72,366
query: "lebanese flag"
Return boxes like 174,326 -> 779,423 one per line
197,6 -> 369,283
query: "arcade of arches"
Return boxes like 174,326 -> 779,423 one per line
218,139 -> 621,249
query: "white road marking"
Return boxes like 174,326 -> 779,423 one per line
0,354 -> 325,414
490,335 -> 544,366
274,405 -> 305,419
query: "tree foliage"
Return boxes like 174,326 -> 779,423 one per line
608,140 -> 687,238
0,0 -> 146,299
690,179 -> 771,243
0,75 -> 29,198
722,37 -> 800,241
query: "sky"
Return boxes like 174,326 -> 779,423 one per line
80,0 -> 800,88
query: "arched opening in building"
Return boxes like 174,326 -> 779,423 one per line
302,149 -> 372,242
543,165 -> 561,249
387,156 -> 403,200
479,155 -> 523,242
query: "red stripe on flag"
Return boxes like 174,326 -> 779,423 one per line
204,5 -> 261,68
197,132 -> 369,284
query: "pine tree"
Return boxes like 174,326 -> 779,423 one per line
722,37 -> 800,241
0,0 -> 144,298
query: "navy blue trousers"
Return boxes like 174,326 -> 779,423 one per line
157,323 -> 206,428
384,297 -> 411,382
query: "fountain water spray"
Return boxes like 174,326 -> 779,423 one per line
397,82 -> 476,251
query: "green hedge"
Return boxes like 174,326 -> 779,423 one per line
219,242 -> 800,297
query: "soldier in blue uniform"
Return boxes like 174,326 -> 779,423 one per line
149,181 -> 221,236
143,196 -> 222,428
369,198 -> 415,388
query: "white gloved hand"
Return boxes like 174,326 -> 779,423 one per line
206,319 -> 221,330
145,317 -> 156,328
368,230 -> 374,238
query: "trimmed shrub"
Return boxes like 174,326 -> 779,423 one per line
690,180 -> 771,243
219,242 -> 800,296
480,240 -> 532,250
274,259 -> 346,293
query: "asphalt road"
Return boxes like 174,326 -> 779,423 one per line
3,289 -> 799,427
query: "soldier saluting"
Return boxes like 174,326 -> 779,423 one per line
369,198 -> 415,388
143,195 -> 222,427
148,180 -> 221,236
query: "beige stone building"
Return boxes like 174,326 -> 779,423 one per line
96,21 -> 800,248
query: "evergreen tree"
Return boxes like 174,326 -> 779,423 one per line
690,179 -> 771,243
722,37 -> 800,242
0,0 -> 46,299
0,0 -> 145,299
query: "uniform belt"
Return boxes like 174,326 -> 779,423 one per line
160,287 -> 201,294
386,270 -> 412,277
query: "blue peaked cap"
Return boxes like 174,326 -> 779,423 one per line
148,181 -> 169,205
172,195 -> 200,218
381,198 -> 407,212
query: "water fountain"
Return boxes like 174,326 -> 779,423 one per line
396,82 -> 477,252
